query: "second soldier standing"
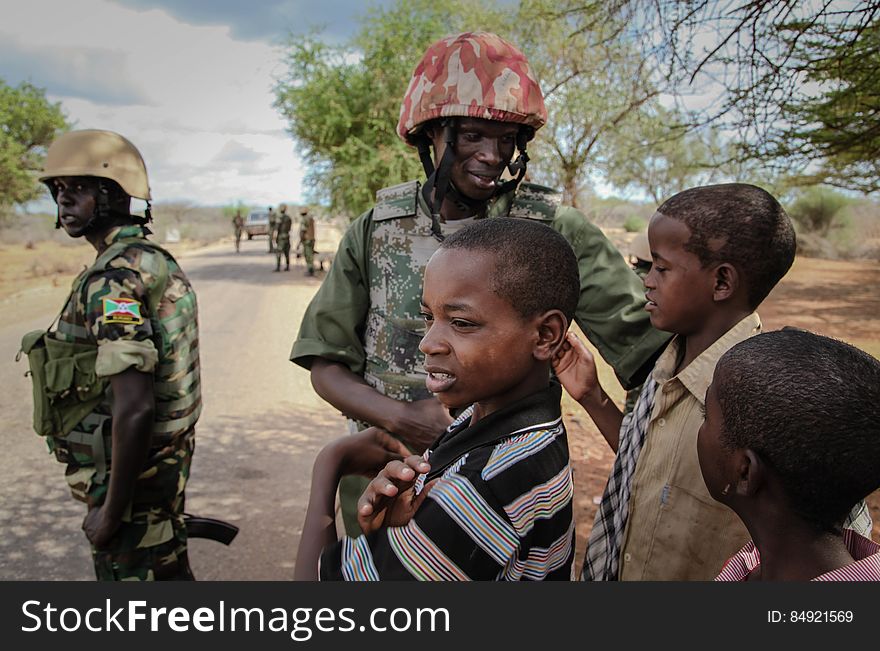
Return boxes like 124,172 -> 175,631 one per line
274,204 -> 292,272
299,207 -> 316,276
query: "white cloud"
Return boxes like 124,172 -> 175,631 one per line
1,0 -> 304,207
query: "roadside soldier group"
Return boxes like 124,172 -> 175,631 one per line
22,31 -> 878,581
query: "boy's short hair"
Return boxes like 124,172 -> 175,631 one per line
657,183 -> 796,308
714,329 -> 880,532
439,218 -> 579,321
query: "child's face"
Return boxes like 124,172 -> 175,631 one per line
696,372 -> 733,503
644,212 -> 717,335
419,247 -> 543,415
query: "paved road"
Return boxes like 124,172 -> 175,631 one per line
0,237 -> 344,580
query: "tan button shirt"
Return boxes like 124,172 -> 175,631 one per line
618,313 -> 761,580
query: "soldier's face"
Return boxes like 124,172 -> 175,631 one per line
429,118 -> 519,202
49,176 -> 99,238
419,248 -> 544,418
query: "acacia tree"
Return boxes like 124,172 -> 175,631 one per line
0,79 -> 69,212
573,1 -> 880,193
512,0 -> 668,207
604,105 -> 727,203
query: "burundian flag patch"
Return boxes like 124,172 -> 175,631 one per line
102,297 -> 144,324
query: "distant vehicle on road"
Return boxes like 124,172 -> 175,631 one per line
244,211 -> 270,239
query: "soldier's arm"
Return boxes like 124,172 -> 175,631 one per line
83,368 -> 155,548
292,211 -> 450,451
81,265 -> 160,548
310,360 -> 450,452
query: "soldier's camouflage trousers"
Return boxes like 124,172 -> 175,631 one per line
302,239 -> 315,272
60,431 -> 195,581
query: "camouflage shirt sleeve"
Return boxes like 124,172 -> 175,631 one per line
84,260 -> 159,378
290,210 -> 372,374
550,206 -> 671,390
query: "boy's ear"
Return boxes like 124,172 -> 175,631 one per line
733,448 -> 763,497
712,262 -> 740,302
533,310 -> 568,361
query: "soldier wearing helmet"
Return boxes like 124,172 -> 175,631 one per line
274,203 -> 293,271
22,129 -> 202,580
291,33 -> 670,535
298,206 -> 316,276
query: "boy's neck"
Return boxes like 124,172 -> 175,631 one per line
741,509 -> 854,581
676,308 -> 752,373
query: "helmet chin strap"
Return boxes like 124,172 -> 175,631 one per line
49,178 -> 148,231
418,121 -> 533,241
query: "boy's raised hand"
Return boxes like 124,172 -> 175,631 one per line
357,456 -> 435,534
552,331 -> 600,402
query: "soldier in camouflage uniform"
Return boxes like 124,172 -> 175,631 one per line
232,210 -> 244,252
299,207 -> 316,276
25,130 -> 201,580
291,32 -> 671,535
268,206 -> 277,253
275,204 -> 293,271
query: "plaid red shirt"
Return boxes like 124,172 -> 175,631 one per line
716,529 -> 880,581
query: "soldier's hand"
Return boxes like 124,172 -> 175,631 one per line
552,331 -> 600,403
82,505 -> 121,549
391,398 -> 453,454
330,427 -> 410,478
356,456 -> 435,534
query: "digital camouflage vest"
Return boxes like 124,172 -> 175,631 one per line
363,180 -> 560,404
20,228 -> 201,486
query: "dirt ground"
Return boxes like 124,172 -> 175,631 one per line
567,255 -> 880,576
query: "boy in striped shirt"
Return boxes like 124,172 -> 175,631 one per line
295,218 -> 577,580
702,330 -> 880,581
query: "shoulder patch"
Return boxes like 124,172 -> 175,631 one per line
102,297 -> 144,325
509,182 -> 561,222
373,180 -> 420,222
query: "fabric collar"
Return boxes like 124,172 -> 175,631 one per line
716,529 -> 880,581
652,313 -> 762,405
102,224 -> 147,248
425,382 -> 562,481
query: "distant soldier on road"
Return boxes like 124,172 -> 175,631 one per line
21,129 -> 202,580
232,209 -> 244,253
275,203 -> 292,272
268,206 -> 277,253
299,207 -> 316,276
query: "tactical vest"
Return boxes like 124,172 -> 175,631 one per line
362,180 -> 560,404
18,233 -> 201,482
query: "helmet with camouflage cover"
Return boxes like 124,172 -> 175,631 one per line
39,129 -> 152,201
397,32 -> 546,144
397,32 -> 547,237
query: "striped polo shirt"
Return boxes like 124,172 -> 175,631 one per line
320,383 -> 574,581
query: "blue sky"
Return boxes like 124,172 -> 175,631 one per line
1,0 -> 393,208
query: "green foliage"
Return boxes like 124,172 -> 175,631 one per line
788,187 -> 851,236
622,215 -> 647,233
597,1 -> 880,195
604,105 -> 725,203
0,79 -> 69,211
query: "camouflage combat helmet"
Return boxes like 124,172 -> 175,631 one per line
397,32 -> 546,143
40,129 -> 152,201
397,32 -> 547,238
